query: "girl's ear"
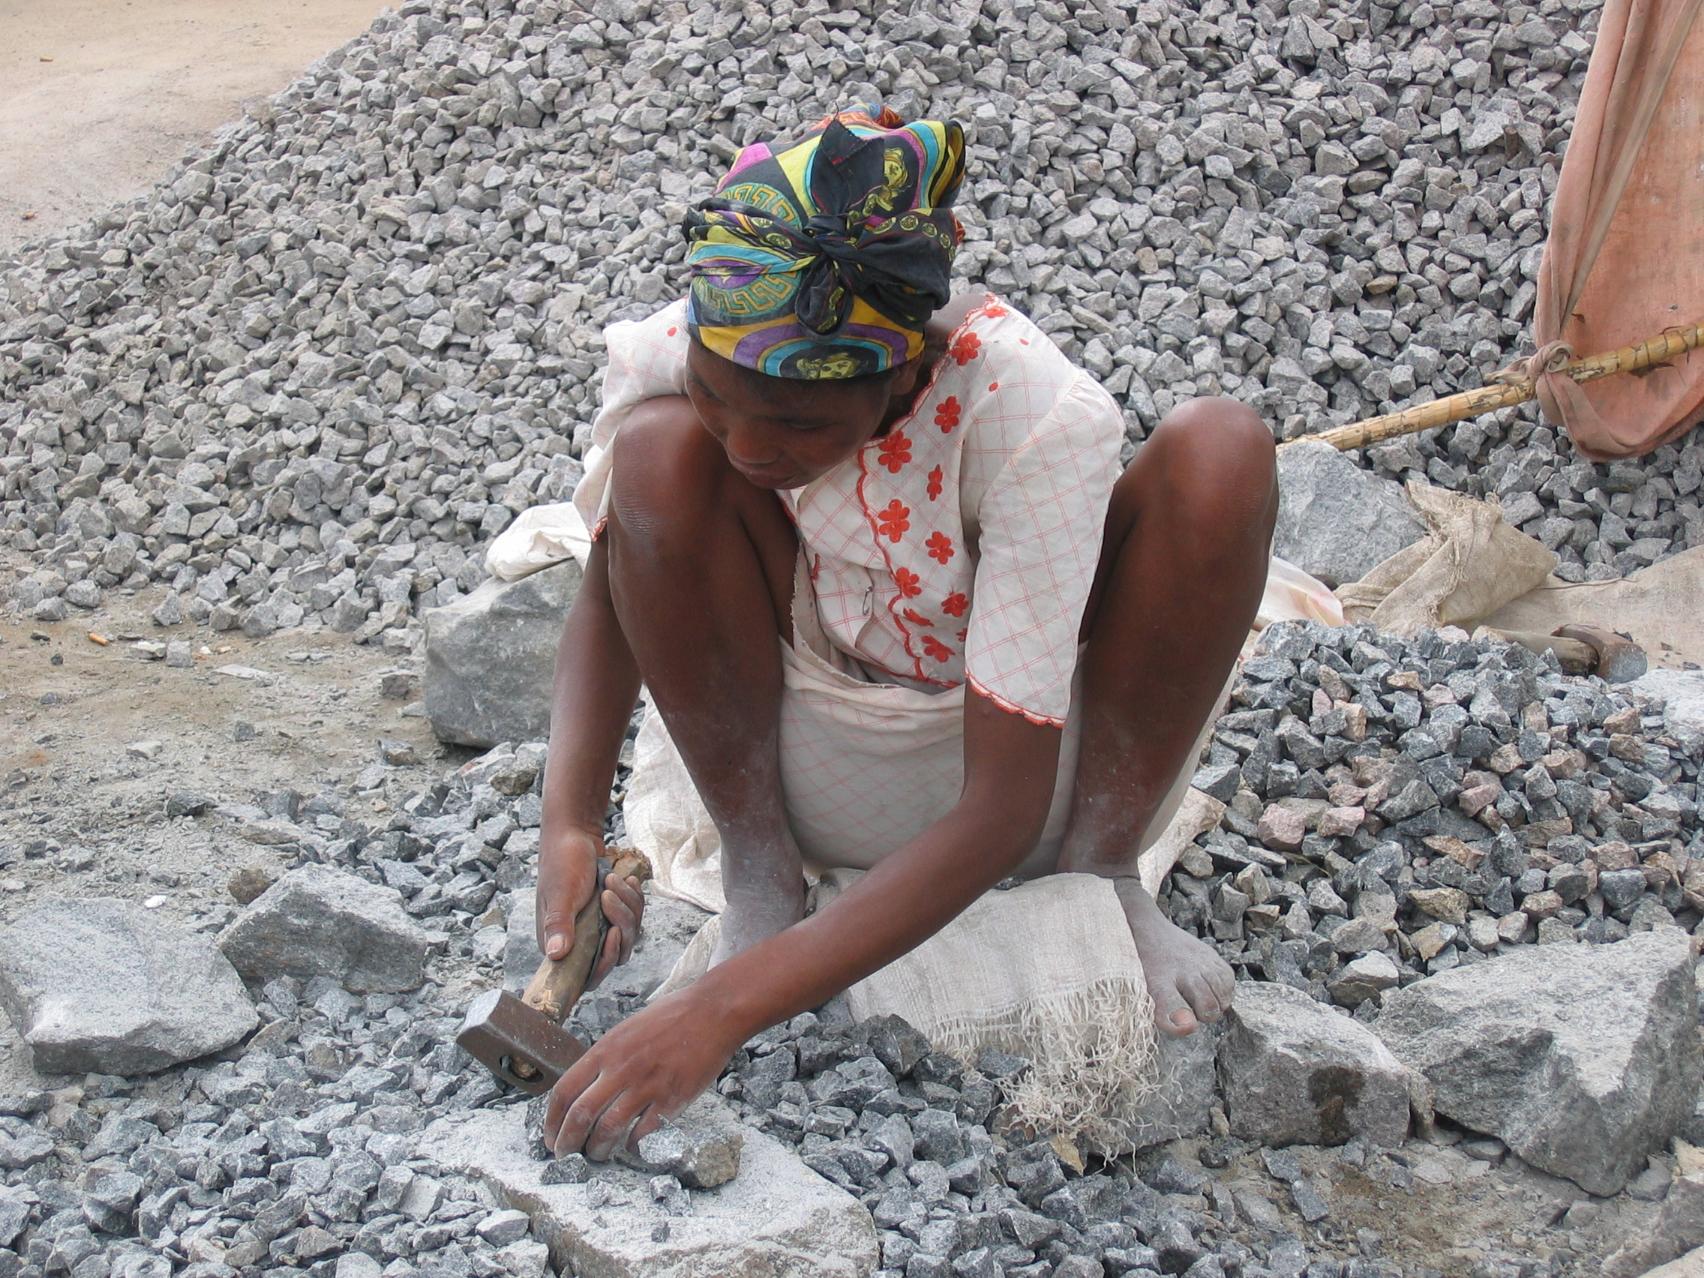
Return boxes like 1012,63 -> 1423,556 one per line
890,355 -> 930,398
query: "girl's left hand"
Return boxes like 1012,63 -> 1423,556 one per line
538,986 -> 744,1160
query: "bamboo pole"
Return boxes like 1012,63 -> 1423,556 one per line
1285,321 -> 1704,452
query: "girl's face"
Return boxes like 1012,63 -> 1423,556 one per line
685,340 -> 924,490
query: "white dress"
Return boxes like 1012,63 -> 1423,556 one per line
572,293 -> 1215,902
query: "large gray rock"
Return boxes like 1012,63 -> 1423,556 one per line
1375,929 -> 1700,1195
1274,440 -> 1426,586
1119,1022 -> 1221,1152
219,864 -> 439,993
0,898 -> 256,1075
424,561 -> 581,748
422,1102 -> 878,1278
1634,1246 -> 1704,1278
1218,982 -> 1410,1147
505,885 -> 710,1002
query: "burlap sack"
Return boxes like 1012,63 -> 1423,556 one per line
1336,482 -> 1558,634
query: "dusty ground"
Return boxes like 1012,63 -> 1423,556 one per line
0,0 -> 395,259
0,549 -> 451,1090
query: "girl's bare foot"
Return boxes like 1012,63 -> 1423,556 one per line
1112,878 -> 1236,1037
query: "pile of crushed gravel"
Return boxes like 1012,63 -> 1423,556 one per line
1170,620 -> 1701,1010
3,0 -> 1700,645
2,612 -> 1696,1276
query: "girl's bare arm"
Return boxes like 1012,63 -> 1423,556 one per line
536,539 -> 646,969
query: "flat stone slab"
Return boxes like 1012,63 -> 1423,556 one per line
421,1103 -> 878,1278
1376,928 -> 1700,1195
1220,981 -> 1410,1147
219,863 -> 439,993
0,897 -> 255,1075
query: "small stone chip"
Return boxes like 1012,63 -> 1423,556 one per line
540,1153 -> 594,1185
475,1208 -> 530,1247
623,1112 -> 743,1189
164,792 -> 211,818
1289,1177 -> 1330,1223
228,865 -> 275,905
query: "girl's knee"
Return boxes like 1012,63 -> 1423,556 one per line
606,398 -> 798,602
1143,397 -> 1277,530
1154,397 -> 1274,477
608,397 -> 725,549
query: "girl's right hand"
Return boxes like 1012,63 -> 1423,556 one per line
536,829 -> 645,988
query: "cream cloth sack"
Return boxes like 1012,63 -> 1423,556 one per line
817,869 -> 1160,1153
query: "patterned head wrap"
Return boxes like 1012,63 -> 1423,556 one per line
684,106 -> 967,380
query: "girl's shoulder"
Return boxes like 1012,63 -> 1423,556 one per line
603,298 -> 692,376
929,293 -> 1119,434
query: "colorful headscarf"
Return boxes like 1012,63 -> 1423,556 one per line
684,106 -> 967,380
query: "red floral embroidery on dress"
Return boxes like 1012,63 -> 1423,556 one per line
949,331 -> 981,365
902,607 -> 934,627
956,628 -> 969,642
926,531 -> 955,564
875,499 -> 910,543
988,381 -> 999,392
926,465 -> 943,501
983,301 -> 1008,317
922,634 -> 953,663
667,326 -> 678,336
941,591 -> 969,618
893,567 -> 922,598
934,397 -> 961,433
876,430 -> 912,474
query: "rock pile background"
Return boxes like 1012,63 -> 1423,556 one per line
4,0 -> 1702,646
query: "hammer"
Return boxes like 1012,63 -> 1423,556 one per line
457,849 -> 652,1093
1481,623 -> 1648,683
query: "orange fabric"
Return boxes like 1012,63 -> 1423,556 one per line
1534,0 -> 1704,460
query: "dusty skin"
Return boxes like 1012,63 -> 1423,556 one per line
0,0 -> 394,259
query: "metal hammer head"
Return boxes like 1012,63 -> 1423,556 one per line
457,989 -> 587,1094
1552,623 -> 1648,684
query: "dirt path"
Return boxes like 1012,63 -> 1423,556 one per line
0,0 -> 394,258
0,556 -> 449,934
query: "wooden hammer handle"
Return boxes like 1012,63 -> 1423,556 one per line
521,849 -> 652,1023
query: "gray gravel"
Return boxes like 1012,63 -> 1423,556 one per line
3,0 -> 1700,644
1,612 -> 1696,1273
1,0 -> 1702,1274
1171,619 -> 1701,1016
